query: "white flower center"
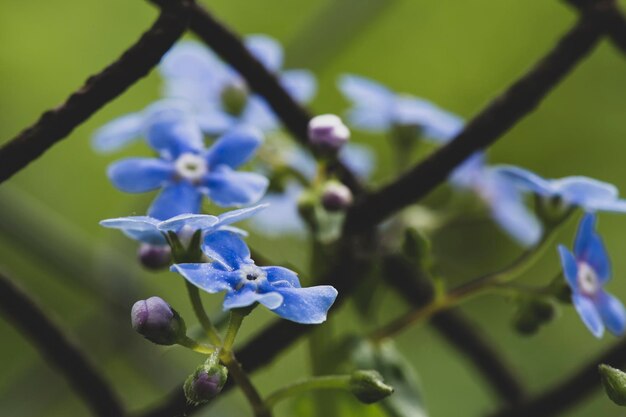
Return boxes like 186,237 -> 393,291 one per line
238,264 -> 267,288
175,153 -> 207,182
577,262 -> 599,295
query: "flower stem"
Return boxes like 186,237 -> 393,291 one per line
264,375 -> 351,409
185,281 -> 222,347
223,309 -> 246,352
370,211 -> 573,342
177,336 -> 215,355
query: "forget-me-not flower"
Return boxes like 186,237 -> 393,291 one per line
558,213 -> 626,338
450,153 -> 542,247
494,166 -> 626,213
100,205 -> 267,246
160,36 -> 316,135
172,231 -> 338,324
107,109 -> 268,219
337,74 -> 463,142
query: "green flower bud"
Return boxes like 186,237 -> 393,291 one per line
184,353 -> 228,405
599,364 -> 626,406
349,370 -> 394,404
220,81 -> 249,116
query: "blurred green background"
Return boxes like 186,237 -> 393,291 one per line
2,0 -> 626,416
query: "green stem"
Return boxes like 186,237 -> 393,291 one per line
370,211 -> 573,341
223,309 -> 246,352
265,375 -> 351,409
185,281 -> 222,347
177,336 -> 215,355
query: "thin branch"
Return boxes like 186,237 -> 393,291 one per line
0,1 -> 191,184
487,338 -> 626,417
148,0 -> 363,193
568,0 -> 626,53
382,255 -> 526,405
0,271 -> 125,417
344,3 -> 615,233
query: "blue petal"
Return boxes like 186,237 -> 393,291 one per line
157,214 -> 220,234
338,74 -> 394,132
195,106 -> 237,135
223,286 -> 284,310
572,294 -> 604,338
92,113 -> 144,153
419,106 -> 464,142
280,70 -> 317,103
206,128 -> 263,169
217,204 -> 268,226
285,148 -> 317,181
107,158 -> 173,193
340,144 -> 376,180
596,290 -> 626,336
145,107 -> 205,160
588,199 -> 626,213
269,286 -> 338,324
493,166 -> 552,196
240,96 -> 278,132
245,35 -> 283,72
171,263 -> 238,293
201,230 -> 251,270
449,152 -> 486,187
99,216 -> 165,245
558,245 -> 579,290
552,177 -> 618,208
148,181 -> 203,220
263,266 -> 301,288
204,166 -> 269,207
574,213 -> 611,282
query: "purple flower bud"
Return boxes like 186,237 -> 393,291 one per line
131,296 -> 185,345
321,181 -> 353,212
138,244 -> 172,270
184,353 -> 228,405
308,114 -> 350,153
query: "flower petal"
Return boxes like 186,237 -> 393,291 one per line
217,204 -> 268,226
574,213 -> 611,282
148,181 -> 203,220
99,216 -> 165,245
338,74 -> 394,132
223,286 -> 284,310
572,294 -> 604,338
204,166 -> 269,207
493,166 -> 552,196
558,245 -> 579,290
249,184 -> 306,237
596,290 -> 626,336
269,285 -> 338,324
263,266 -> 301,288
552,176 -> 618,208
145,105 -> 205,159
92,113 -> 144,153
195,106 -> 237,135
201,230 -> 251,270
339,144 -> 376,180
171,263 -> 238,293
157,214 -> 220,234
245,35 -> 283,72
240,96 -> 278,132
206,128 -> 264,169
107,158 -> 173,193
280,70 -> 317,103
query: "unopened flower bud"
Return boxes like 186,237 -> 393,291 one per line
599,364 -> 626,406
138,244 -> 172,270
131,296 -> 186,345
308,114 -> 350,153
221,80 -> 249,116
321,181 -> 353,212
349,370 -> 394,404
184,353 -> 228,405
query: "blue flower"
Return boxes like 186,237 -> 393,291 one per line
172,231 -> 338,323
450,153 -> 542,247
107,110 -> 268,219
100,205 -> 267,246
558,213 -> 626,338
160,36 -> 316,135
337,74 -> 463,142
495,166 -> 626,213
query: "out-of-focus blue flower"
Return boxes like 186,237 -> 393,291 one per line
249,143 -> 375,236
100,205 -> 267,246
495,166 -> 626,213
450,153 -> 542,247
107,110 -> 268,219
172,231 -> 337,324
160,36 -> 317,135
558,213 -> 626,338
337,74 -> 463,142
